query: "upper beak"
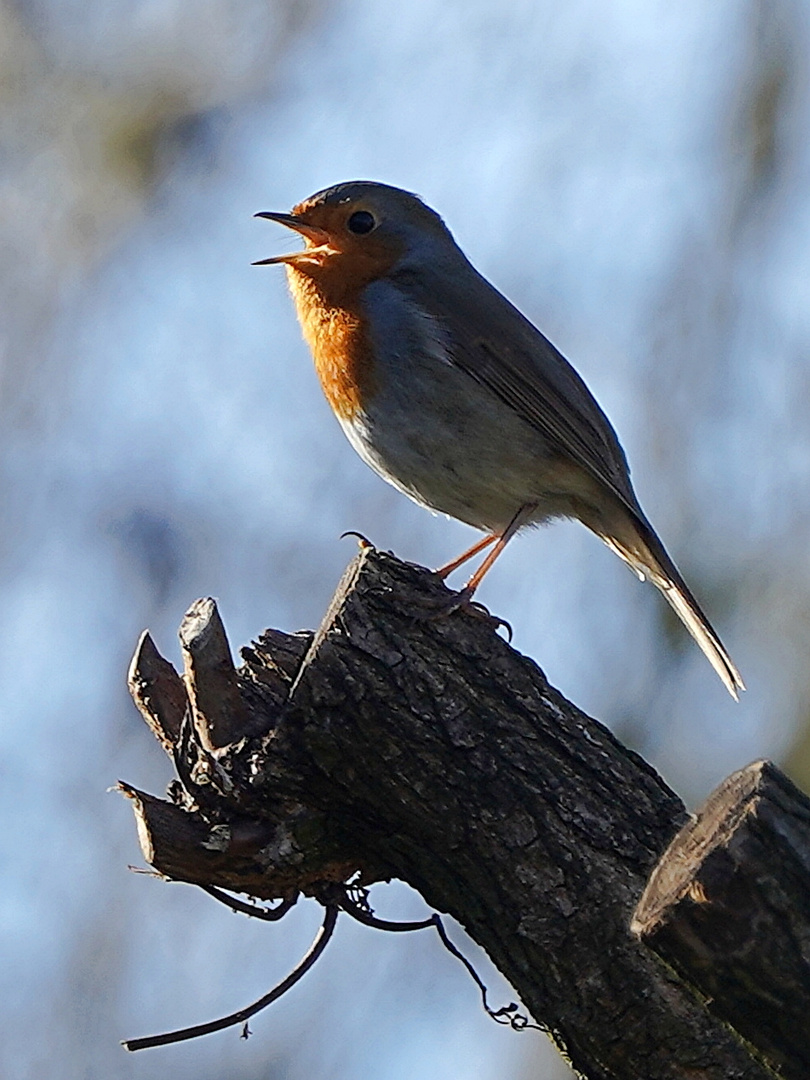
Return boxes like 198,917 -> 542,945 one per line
253,211 -> 331,265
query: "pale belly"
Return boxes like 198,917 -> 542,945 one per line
338,348 -> 602,534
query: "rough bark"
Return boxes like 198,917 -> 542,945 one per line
632,760 -> 810,1080
123,546 -> 775,1080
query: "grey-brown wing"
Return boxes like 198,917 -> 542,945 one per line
393,261 -> 641,514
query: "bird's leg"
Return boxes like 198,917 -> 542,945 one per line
456,503 -> 537,601
419,504 -> 536,637
436,534 -> 498,580
416,505 -> 536,634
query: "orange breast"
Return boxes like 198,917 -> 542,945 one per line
286,267 -> 376,421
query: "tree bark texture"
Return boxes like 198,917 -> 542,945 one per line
632,760 -> 810,1080
123,547 -> 776,1080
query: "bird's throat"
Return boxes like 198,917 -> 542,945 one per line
286,267 -> 376,421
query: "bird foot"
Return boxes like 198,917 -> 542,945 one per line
416,585 -> 513,641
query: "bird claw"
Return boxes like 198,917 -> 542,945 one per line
462,598 -> 513,640
340,530 -> 373,549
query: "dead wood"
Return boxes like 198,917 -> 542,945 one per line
122,546 -> 778,1080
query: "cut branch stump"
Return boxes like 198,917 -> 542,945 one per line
632,759 -> 810,1080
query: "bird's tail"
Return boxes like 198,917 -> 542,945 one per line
601,514 -> 745,700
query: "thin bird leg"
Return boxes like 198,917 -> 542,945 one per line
459,503 -> 537,598
436,533 -> 498,579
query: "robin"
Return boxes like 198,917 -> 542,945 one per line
255,181 -> 744,698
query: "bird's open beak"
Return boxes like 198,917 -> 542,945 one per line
253,211 -> 332,265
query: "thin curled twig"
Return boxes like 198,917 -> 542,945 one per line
334,886 -> 540,1031
122,904 -> 338,1051
201,885 -> 298,922
122,879 -> 538,1052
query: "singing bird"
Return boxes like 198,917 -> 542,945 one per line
255,181 -> 744,698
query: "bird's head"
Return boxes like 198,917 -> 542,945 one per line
255,180 -> 454,297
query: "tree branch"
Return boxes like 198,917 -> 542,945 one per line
122,547 -> 776,1080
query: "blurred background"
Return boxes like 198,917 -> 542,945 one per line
2,0 -> 809,1077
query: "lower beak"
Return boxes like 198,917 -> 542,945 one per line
253,211 -> 331,265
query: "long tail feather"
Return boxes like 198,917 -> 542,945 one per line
602,517 -> 745,699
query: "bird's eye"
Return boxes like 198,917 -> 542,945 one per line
347,210 -> 376,235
